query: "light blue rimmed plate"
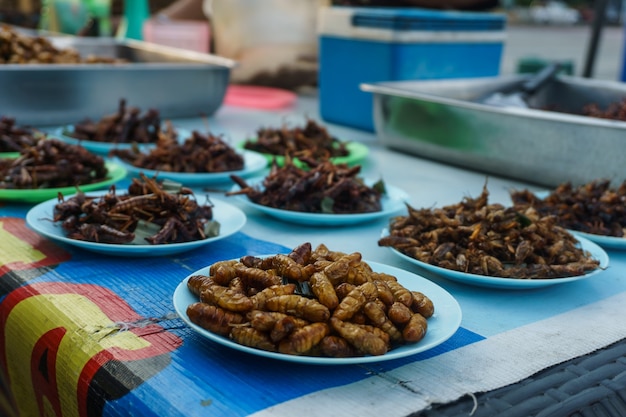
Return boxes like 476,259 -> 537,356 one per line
383,230 -> 609,289
569,231 -> 626,250
173,259 -> 461,365
52,126 -> 190,156
114,150 -> 268,186
0,161 -> 126,203
230,178 -> 409,226
25,191 -> 246,257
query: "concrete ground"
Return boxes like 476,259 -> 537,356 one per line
500,23 -> 625,81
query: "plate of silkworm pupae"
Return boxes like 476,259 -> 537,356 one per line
173,242 -> 462,364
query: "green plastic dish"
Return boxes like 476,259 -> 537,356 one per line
0,161 -> 127,203
0,152 -> 20,159
238,141 -> 369,168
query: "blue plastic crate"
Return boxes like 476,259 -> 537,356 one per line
318,6 -> 507,131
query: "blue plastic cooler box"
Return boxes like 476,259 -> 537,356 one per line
318,6 -> 506,131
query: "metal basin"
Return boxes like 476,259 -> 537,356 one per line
362,75 -> 626,187
0,33 -> 235,126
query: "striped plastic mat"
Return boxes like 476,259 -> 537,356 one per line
414,338 -> 626,417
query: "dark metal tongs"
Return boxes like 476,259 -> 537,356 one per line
479,62 -> 562,108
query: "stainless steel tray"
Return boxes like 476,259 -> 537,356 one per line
362,75 -> 626,187
0,34 -> 235,126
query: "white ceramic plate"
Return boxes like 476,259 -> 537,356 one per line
231,179 -> 409,226
173,260 -> 462,365
114,151 -> 268,186
52,126 -> 189,156
25,192 -> 246,257
383,231 -> 609,289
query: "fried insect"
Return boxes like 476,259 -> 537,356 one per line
265,294 -> 330,323
186,303 -> 244,336
247,310 -> 308,333
309,271 -> 339,309
230,327 -> 276,352
209,260 -> 239,286
411,291 -> 435,318
330,318 -> 388,356
332,281 -> 377,321
236,265 -> 282,290
388,301 -> 413,325
362,301 -> 403,343
278,323 -> 330,355
319,335 -> 358,358
200,285 -> 254,313
402,313 -> 428,343
251,284 -> 297,310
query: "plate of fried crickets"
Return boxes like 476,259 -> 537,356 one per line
0,161 -> 127,203
383,232 -> 609,289
25,190 -> 246,257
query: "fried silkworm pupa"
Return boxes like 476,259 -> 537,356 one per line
278,322 -> 329,355
230,327 -> 276,352
265,294 -> 330,322
251,284 -> 296,310
271,254 -> 315,282
330,318 -> 387,356
200,285 -> 254,312
288,241 -> 312,265
380,276 -> 413,307
309,271 -> 339,310
270,315 -> 307,343
209,260 -> 239,286
236,264 -> 282,290
319,335 -> 359,358
402,313 -> 428,343
332,281 -> 378,321
387,301 -> 413,325
186,302 -> 244,336
187,275 -> 214,297
362,301 -> 403,343
411,291 -> 435,318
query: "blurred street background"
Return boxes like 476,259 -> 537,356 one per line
0,0 -> 624,82
501,23 -> 624,80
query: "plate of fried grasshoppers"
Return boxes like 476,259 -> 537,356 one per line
378,184 -> 610,289
173,242 -> 462,364
226,159 -> 409,226
510,184 -> 626,251
25,176 -> 246,257
237,118 -> 369,168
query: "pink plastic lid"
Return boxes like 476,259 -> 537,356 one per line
224,85 -> 297,109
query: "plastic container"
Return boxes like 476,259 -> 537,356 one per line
143,19 -> 210,53
318,6 -> 507,131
